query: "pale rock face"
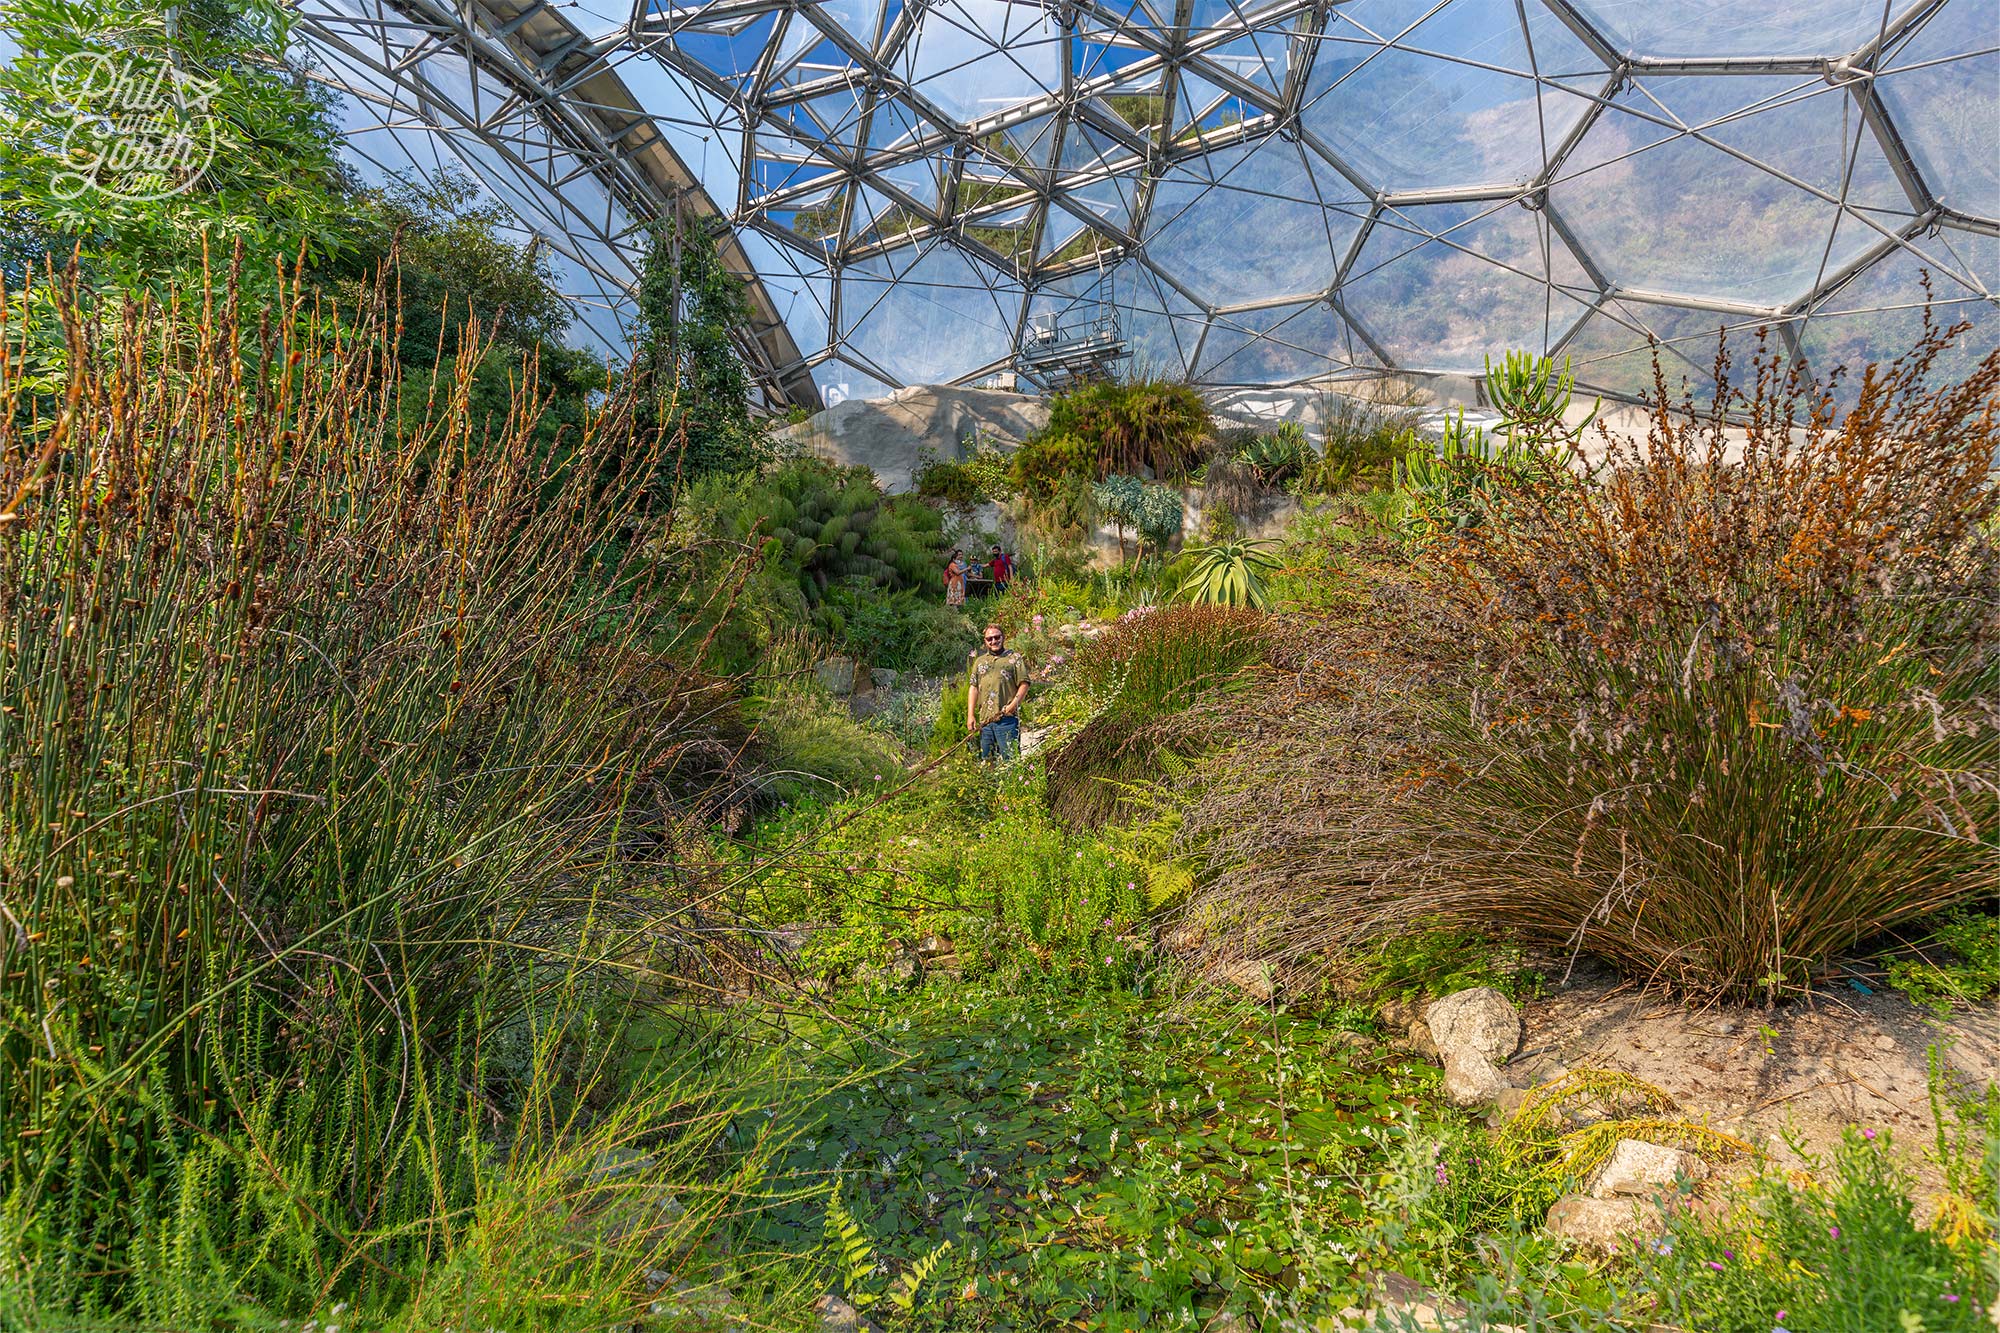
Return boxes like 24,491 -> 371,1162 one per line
1424,987 -> 1523,1066
1544,1194 -> 1667,1256
1442,1050 -> 1506,1108
1587,1138 -> 1711,1199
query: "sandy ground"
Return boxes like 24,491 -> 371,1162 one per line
1509,962 -> 1999,1192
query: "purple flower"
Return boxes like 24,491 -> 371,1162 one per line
1709,1261 -> 1725,1271
1862,1127 -> 1876,1140
1434,1164 -> 1449,1185
1944,1294 -> 1960,1304
1829,1226 -> 1840,1239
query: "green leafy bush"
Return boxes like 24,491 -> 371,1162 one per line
1013,381 -> 1211,496
692,457 -> 951,663
820,580 -> 975,676
1639,1129 -> 1991,1333
1093,473 -> 1186,559
913,447 -> 987,514
751,684 -> 909,799
1888,909 -> 2000,1012
1011,429 -> 1101,498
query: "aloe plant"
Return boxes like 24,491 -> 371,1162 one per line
1175,537 -> 1283,609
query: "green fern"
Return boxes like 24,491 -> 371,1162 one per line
888,1238 -> 953,1313
823,1188 -> 880,1309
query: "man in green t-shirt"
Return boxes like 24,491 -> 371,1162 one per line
966,623 -> 1029,762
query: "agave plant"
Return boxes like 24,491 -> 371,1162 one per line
1175,538 -> 1283,609
1235,420 -> 1314,484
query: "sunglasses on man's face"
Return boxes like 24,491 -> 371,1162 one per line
984,634 -> 1003,643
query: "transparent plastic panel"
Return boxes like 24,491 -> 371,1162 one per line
1342,200 -> 1594,370
1552,76 -> 1917,305
740,228 -> 837,357
899,0 -> 1064,125
1558,301 -> 1725,400
1876,0 -> 2000,221
1197,300 -> 1362,381
808,0 -> 886,51
1193,22 -> 1296,100
1143,135 -> 1368,305
1299,0 -> 1605,191
669,10 -> 778,90
1800,226 -> 1999,396
816,358 -> 899,403
843,243 -> 1023,383
1559,0 -> 1910,59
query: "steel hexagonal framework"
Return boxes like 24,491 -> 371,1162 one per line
293,0 -> 2000,409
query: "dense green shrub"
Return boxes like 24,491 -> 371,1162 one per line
820,581 -> 975,676
1010,429 -> 1100,498
1012,380 -> 1211,497
912,447 -> 986,513
1639,1129 -> 1991,1333
694,457 -> 950,644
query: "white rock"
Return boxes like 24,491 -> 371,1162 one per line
1424,987 -> 1522,1066
1544,1194 -> 1665,1256
1587,1138 -> 1710,1199
1210,958 -> 1276,1003
1441,1051 -> 1505,1108
815,1294 -> 870,1331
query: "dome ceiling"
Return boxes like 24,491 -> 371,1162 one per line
295,0 -> 1998,408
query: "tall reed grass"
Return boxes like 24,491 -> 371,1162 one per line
0,257 -> 765,1321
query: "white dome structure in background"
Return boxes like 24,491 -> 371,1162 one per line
293,0 -> 1998,409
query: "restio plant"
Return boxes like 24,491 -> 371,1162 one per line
1175,537 -> 1283,609
1049,606 -> 1267,826
0,265 -> 766,1320
1222,324 -> 2000,1002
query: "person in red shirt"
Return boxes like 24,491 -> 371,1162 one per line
988,545 -> 1014,593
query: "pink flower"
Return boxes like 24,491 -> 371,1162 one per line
1862,1127 -> 1876,1140
1103,956 -> 1113,965
1032,614 -> 1044,624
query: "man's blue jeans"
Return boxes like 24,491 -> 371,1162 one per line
978,714 -> 1020,762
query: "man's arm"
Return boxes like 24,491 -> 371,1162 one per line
966,668 -> 979,732
1003,677 -> 1029,717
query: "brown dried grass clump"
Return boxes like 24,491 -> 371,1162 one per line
1187,322 -> 2000,1003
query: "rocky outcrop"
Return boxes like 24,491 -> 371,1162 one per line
1586,1138 -> 1710,1199
1544,1194 -> 1667,1256
772,385 -> 1050,493
1425,987 -> 1523,1109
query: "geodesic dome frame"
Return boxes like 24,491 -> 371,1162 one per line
294,0 -> 1998,411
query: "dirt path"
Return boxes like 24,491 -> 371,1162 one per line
1513,966 -> 1998,1193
